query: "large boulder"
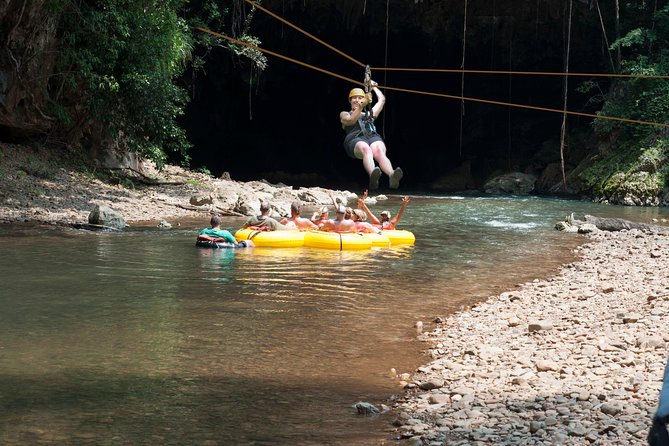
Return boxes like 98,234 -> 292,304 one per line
484,172 -> 537,195
536,162 -> 564,194
430,160 -> 475,191
88,204 -> 127,229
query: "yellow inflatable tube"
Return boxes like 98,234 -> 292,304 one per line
234,228 -> 305,248
303,231 -> 372,251
362,232 -> 391,248
382,229 -> 415,246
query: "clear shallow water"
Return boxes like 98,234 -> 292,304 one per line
1,195 -> 667,445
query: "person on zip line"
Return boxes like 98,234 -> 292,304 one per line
340,80 -> 403,191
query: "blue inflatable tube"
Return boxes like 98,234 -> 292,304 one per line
195,239 -> 250,249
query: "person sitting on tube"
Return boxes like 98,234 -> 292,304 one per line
358,194 -> 410,230
243,200 -> 288,231
281,201 -> 318,231
319,205 -> 357,233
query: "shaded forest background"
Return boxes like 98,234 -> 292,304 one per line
1,0 -> 668,203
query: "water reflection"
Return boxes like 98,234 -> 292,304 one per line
1,195 -> 668,444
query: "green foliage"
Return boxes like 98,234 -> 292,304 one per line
579,137 -> 669,204
593,4 -> 669,140
228,35 -> 268,70
188,1 -> 267,72
194,166 -> 212,176
610,28 -> 649,50
46,0 -> 266,168
50,0 -> 193,167
186,178 -> 205,188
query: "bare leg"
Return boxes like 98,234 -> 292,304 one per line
371,141 -> 403,189
354,143 -> 381,190
354,143 -> 376,174
370,141 -> 394,176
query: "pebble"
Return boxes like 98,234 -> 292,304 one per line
395,229 -> 669,445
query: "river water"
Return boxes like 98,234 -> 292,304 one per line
1,194 -> 667,445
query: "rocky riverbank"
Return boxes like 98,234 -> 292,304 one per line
394,228 -> 669,445
0,143 -> 358,226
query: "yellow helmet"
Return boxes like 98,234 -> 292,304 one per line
348,88 -> 365,99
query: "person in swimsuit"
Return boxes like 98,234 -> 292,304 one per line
281,201 -> 318,231
340,80 -> 403,191
350,209 -> 382,234
358,194 -> 410,230
319,205 -> 357,233
310,206 -> 330,224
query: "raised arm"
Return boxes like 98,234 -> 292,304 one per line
390,196 -> 410,228
358,198 -> 381,225
370,81 -> 385,118
327,190 -> 340,208
357,189 -> 369,208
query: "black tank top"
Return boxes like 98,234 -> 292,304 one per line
343,112 -> 376,140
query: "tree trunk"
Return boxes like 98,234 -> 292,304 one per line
614,0 -> 621,70
0,0 -> 59,138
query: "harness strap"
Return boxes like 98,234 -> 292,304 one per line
357,113 -> 376,138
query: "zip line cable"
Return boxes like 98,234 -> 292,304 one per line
245,0 -> 668,80
196,27 -> 359,85
380,85 -> 669,128
243,0 -> 366,68
244,0 -> 667,81
245,1 -> 669,80
195,26 -> 669,129
372,67 -> 669,79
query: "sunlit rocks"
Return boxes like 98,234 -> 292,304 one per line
88,204 -> 126,229
395,229 -> 669,444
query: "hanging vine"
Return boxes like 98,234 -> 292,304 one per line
459,0 -> 468,157
559,0 -> 573,189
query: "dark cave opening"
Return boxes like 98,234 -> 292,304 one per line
181,0 -> 609,191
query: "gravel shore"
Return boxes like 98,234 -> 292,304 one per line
396,228 -> 669,445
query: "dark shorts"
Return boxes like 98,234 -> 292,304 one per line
344,133 -> 384,159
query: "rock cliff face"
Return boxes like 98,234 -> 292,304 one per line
0,0 -> 59,137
